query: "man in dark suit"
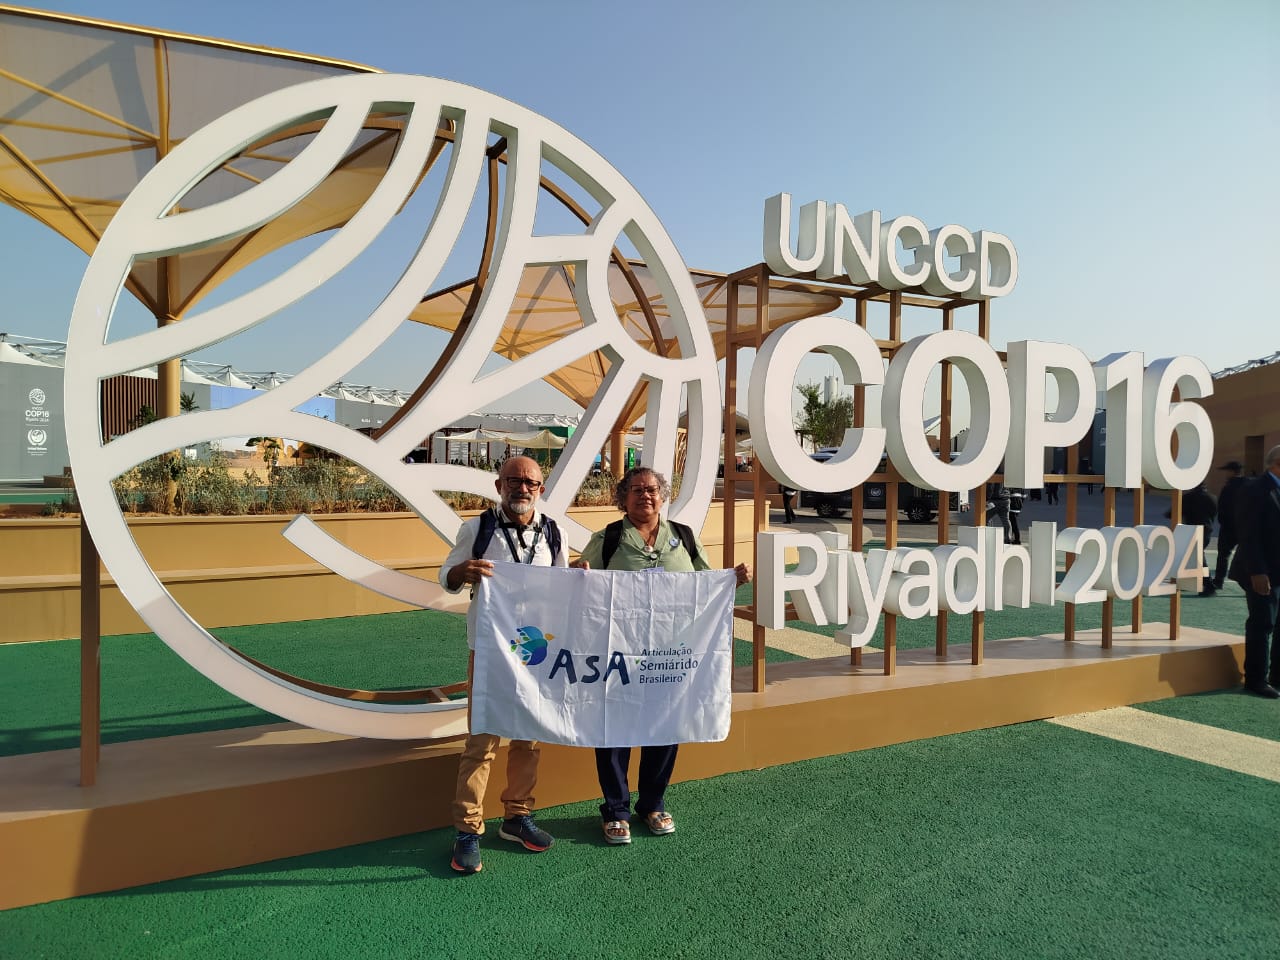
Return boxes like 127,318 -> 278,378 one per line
779,482 -> 797,524
986,484 -> 1012,544
1228,444 -> 1280,698
1181,483 -> 1218,596
1212,460 -> 1246,590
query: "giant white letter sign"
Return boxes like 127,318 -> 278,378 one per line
1004,340 -> 1095,488
64,75 -> 721,739
748,315 -> 886,493
883,331 -> 1011,491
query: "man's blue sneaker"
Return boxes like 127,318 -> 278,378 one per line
450,832 -> 482,874
498,815 -> 555,852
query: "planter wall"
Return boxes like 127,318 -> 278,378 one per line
0,502 -> 758,643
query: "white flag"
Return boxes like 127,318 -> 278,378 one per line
471,563 -> 737,747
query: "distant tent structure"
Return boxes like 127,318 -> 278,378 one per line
1213,350 -> 1280,379
0,337 -> 50,366
444,427 -> 567,448
183,362 -> 253,389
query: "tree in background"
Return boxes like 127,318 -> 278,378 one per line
128,404 -> 157,431
795,382 -> 853,451
247,436 -> 284,471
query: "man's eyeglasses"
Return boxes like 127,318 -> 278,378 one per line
628,485 -> 662,496
502,477 -> 543,490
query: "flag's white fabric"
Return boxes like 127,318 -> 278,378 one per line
472,563 -> 737,747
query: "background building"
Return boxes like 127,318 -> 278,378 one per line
1201,351 -> 1280,494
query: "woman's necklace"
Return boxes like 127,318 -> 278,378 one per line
635,522 -> 660,549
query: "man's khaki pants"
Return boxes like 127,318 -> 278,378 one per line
451,653 -> 539,834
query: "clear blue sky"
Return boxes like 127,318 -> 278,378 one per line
2,0 -> 1277,417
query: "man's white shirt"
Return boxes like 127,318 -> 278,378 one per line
438,507 -> 567,649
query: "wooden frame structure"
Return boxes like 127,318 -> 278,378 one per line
719,263 -> 1184,693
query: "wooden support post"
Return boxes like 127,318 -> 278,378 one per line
883,292 -> 902,676
154,249 -> 182,512
80,519 -> 101,787
752,621 -> 766,693
1101,487 -> 1116,648
972,487 -> 986,665
610,430 -> 625,480
752,265 -> 769,691
1167,384 -> 1184,643
1169,487 -> 1183,641
936,306 -> 954,659
1131,486 -> 1145,631
851,298 -> 868,667
972,299 -> 991,665
723,278 -> 739,575
1064,443 -> 1079,641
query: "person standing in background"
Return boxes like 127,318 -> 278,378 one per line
985,484 -> 1012,544
1046,468 -> 1062,505
1007,488 -> 1024,545
779,481 -> 796,524
1228,445 -> 1280,698
1179,482 -> 1218,596
1213,461 -> 1246,591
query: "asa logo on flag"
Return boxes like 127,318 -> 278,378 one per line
509,623 -> 632,685
473,564 -> 737,748
510,625 -> 552,666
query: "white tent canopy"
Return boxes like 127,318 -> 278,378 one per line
0,340 -> 53,366
443,428 -> 567,449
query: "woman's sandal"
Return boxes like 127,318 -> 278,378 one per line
602,820 -> 631,845
644,811 -> 676,836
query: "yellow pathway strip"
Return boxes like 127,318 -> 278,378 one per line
1049,706 -> 1280,783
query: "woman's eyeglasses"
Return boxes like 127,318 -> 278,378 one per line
628,485 -> 662,496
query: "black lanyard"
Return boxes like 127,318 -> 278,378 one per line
498,515 -> 544,565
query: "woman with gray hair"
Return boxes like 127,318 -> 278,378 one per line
573,466 -> 749,844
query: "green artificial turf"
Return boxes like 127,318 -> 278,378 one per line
2,713 -> 1276,960
0,574 -> 1246,758
0,609 -> 469,758
1135,689 -> 1280,742
784,586 -> 1249,652
0,606 -> 800,758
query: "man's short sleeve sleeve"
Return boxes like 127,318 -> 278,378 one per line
440,516 -> 480,593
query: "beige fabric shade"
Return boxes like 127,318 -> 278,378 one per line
410,261 -> 841,418
442,427 -> 567,449
0,4 -> 398,320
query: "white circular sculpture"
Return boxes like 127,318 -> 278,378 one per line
65,74 -> 720,739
